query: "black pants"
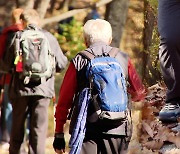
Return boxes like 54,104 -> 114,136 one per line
80,135 -> 129,154
9,96 -> 50,154
159,37 -> 180,103
158,0 -> 180,104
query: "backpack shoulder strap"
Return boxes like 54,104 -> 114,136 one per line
80,47 -> 119,60
108,47 -> 119,58
80,50 -> 95,60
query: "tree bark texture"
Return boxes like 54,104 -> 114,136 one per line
105,0 -> 129,48
142,0 -> 160,85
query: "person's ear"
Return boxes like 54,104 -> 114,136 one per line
108,37 -> 112,45
22,21 -> 27,28
84,37 -> 89,47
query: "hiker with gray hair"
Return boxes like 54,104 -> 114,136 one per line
1,9 -> 68,154
53,19 -> 146,154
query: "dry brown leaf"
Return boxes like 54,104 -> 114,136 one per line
143,140 -> 164,150
154,125 -> 171,141
139,83 -> 179,152
167,133 -> 180,148
142,121 -> 154,138
128,144 -> 142,154
142,105 -> 155,121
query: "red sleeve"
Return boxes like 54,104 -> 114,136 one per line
55,62 -> 77,133
0,33 -> 7,59
127,59 -> 146,102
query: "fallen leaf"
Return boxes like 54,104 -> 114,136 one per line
142,121 -> 154,138
167,133 -> 180,148
143,140 -> 164,150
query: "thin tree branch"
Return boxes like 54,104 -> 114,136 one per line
41,0 -> 112,27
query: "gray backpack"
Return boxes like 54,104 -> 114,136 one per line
15,26 -> 55,84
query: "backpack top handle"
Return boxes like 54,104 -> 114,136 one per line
80,47 -> 119,60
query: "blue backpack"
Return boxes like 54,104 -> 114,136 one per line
68,49 -> 129,153
81,48 -> 128,123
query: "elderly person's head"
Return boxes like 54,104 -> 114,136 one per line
11,8 -> 23,24
20,9 -> 40,27
83,19 -> 112,47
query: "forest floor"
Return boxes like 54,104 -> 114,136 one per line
0,0 -> 179,154
1,83 -> 179,154
128,83 -> 180,154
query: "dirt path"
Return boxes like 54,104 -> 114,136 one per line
0,137 -> 55,154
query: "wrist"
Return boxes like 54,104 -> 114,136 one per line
55,132 -> 64,138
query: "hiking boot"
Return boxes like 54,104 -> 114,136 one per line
159,103 -> 180,122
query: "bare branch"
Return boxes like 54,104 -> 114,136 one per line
41,0 -> 112,27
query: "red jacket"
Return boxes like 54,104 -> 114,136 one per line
55,59 -> 146,133
0,23 -> 23,85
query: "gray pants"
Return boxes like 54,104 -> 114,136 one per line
80,136 -> 129,154
159,37 -> 180,103
9,96 -> 50,154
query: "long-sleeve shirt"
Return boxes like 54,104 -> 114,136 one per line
0,23 -> 23,85
55,59 -> 146,133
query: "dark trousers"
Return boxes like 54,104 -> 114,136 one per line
9,96 -> 50,154
159,37 -> 180,103
0,85 -> 12,143
80,136 -> 129,154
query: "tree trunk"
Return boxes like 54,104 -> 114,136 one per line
105,0 -> 129,48
142,0 -> 158,85
36,0 -> 51,19
49,0 -> 57,13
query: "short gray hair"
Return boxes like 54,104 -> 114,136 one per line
83,19 -> 112,45
20,9 -> 40,25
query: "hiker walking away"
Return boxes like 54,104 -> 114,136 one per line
158,0 -> 180,121
53,19 -> 146,154
0,8 -> 23,150
1,9 -> 68,154
83,5 -> 100,24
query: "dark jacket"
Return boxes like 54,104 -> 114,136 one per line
3,24 -> 68,99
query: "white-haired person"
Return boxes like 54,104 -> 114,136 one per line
53,19 -> 146,154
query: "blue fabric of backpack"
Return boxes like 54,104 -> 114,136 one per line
82,48 -> 128,123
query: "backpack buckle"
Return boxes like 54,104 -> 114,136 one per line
24,71 -> 32,84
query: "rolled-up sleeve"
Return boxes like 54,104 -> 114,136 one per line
127,59 -> 146,102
